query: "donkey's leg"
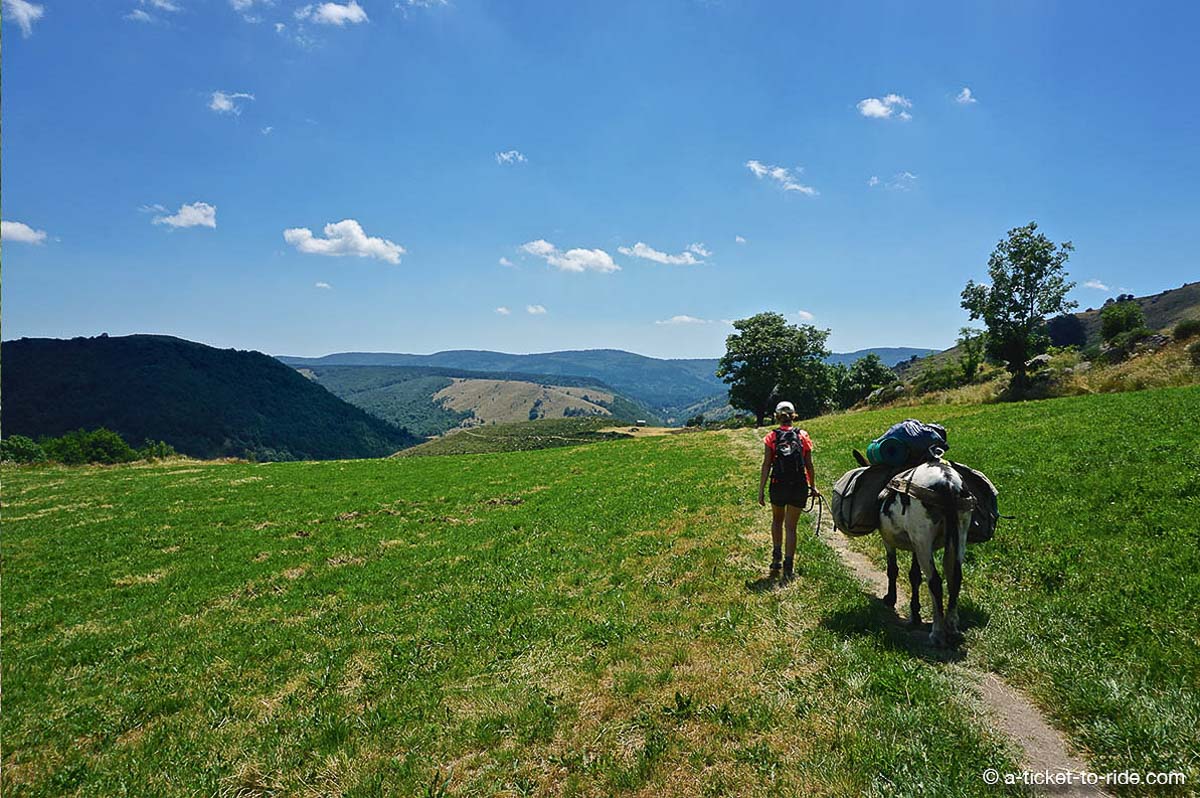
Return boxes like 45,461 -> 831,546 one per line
915,536 -> 945,645
944,520 -> 967,636
907,553 -> 922,626
884,544 -> 898,608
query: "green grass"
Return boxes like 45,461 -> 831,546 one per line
398,417 -> 636,457
3,433 -> 1019,796
793,385 -> 1200,791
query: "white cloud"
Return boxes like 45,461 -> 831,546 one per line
687,242 -> 711,258
735,235 -> 746,244
230,0 -> 272,19
655,315 -> 710,325
869,171 -> 918,191
296,1 -> 367,25
209,90 -> 255,115
498,256 -> 514,267
1,220 -> 49,244
955,87 -> 977,105
495,306 -> 511,315
520,239 -> 619,273
315,281 -> 332,289
153,201 -> 217,229
142,0 -> 179,10
4,0 -> 45,36
126,8 -> 154,22
261,125 -> 274,135
857,93 -> 912,120
274,21 -> 285,31
745,160 -> 818,196
796,310 -> 815,322
401,0 -> 448,6
526,304 -> 547,315
1084,279 -> 1110,291
284,219 -> 405,264
618,241 -> 704,266
495,150 -> 526,165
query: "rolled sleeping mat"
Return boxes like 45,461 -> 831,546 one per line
866,437 -> 910,467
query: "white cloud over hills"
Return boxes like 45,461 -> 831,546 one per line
746,160 -> 818,196
153,201 -> 217,229
520,239 -> 619,273
284,219 -> 404,264
1,220 -> 49,244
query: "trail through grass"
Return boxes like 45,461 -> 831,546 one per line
793,385 -> 1200,792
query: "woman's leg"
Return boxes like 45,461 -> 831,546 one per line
782,504 -> 803,576
770,503 -> 785,569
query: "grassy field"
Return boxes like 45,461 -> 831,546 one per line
3,434 -> 1020,796
398,417 -> 636,457
794,385 -> 1200,789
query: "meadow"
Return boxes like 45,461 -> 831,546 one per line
3,386 -> 1198,796
795,385 -> 1200,789
4,434 -> 1017,796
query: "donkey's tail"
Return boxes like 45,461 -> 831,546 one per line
935,478 -> 960,561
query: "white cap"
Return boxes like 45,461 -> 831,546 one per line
775,400 -> 795,413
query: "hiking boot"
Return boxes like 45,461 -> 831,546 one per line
780,559 -> 794,583
770,548 -> 782,574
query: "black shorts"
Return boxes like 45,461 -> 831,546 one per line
769,481 -> 809,508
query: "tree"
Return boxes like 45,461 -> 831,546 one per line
961,222 -> 1076,394
716,312 -> 832,425
957,327 -> 987,382
1046,314 -> 1087,348
1100,300 -> 1146,342
835,354 -> 897,408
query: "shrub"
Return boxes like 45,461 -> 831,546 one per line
1,435 -> 48,464
1105,327 -> 1152,362
1190,341 -> 1200,368
41,428 -> 139,465
138,439 -> 178,460
685,415 -> 705,428
1174,318 -> 1200,341
913,362 -> 965,394
1046,314 -> 1088,348
1100,301 -> 1146,342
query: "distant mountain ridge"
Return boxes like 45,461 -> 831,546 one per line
278,346 -> 935,419
2,335 -> 418,460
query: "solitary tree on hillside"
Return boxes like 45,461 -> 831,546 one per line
834,354 -> 897,408
956,327 -> 987,382
961,222 -> 1076,395
717,312 -> 832,425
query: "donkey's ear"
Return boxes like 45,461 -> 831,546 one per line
853,449 -> 869,467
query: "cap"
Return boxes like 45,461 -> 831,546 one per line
775,401 -> 795,413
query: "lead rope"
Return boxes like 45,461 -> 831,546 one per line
807,489 -> 825,535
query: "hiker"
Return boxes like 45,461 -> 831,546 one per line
758,400 -> 816,581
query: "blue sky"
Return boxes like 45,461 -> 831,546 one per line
3,0 -> 1198,359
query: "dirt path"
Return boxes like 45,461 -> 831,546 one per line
729,430 -> 1111,797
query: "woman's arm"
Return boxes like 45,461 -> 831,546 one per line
759,443 -> 773,506
803,449 -> 816,493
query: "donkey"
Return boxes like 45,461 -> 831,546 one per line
876,460 -> 976,646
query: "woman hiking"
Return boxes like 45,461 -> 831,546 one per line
758,401 -> 816,581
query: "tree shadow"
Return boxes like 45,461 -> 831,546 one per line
819,591 -> 991,664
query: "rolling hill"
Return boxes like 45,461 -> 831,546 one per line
896,280 -> 1200,381
296,365 -> 654,437
0,335 -> 419,461
279,346 -> 935,422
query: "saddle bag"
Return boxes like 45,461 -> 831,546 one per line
950,462 -> 1000,543
832,464 -> 905,536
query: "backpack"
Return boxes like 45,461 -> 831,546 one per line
771,428 -> 807,486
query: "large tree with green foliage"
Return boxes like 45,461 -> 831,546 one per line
961,222 -> 1076,394
956,327 -> 987,382
717,312 -> 832,425
834,354 -> 897,409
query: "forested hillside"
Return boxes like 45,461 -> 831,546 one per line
1,335 -> 418,460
